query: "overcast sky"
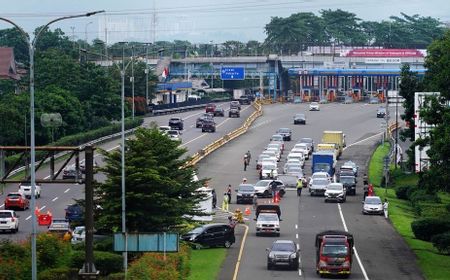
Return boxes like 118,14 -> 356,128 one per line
1,0 -> 449,44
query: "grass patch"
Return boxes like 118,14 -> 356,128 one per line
187,248 -> 227,280
368,142 -> 390,187
370,146 -> 450,279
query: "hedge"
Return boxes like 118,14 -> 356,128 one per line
38,267 -> 79,280
431,232 -> 450,255
395,185 -> 414,200
127,244 -> 190,280
70,250 -> 123,276
4,118 -> 143,170
411,217 -> 450,241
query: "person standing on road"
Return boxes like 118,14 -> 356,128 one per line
246,151 -> 251,166
222,192 -> 229,211
363,184 -> 369,200
270,180 -> 278,198
383,198 -> 389,218
363,173 -> 368,186
243,154 -> 249,171
296,178 -> 303,197
226,184 -> 232,204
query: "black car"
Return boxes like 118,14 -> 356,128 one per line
196,113 -> 214,128
339,175 -> 357,195
376,107 -> 386,118
65,204 -> 84,222
276,128 -> 292,141
244,93 -> 255,102
235,184 -> 256,204
62,167 -> 82,180
293,114 -> 306,125
267,240 -> 299,270
181,223 -> 235,248
168,117 -> 184,130
202,119 -> 216,132
229,108 -> 240,118
238,96 -> 251,105
213,107 -> 225,117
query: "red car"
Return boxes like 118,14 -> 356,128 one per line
5,192 -> 29,211
205,103 -> 216,113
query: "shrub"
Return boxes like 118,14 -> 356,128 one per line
395,185 -> 414,200
0,240 -> 29,259
417,203 -> 448,218
0,257 -> 31,280
105,272 -> 125,280
446,203 -> 450,213
411,217 -> 450,241
38,267 -> 79,280
409,189 -> 441,206
431,232 -> 450,255
37,233 -> 71,269
70,250 -> 122,276
94,237 -> 114,252
405,185 -> 419,200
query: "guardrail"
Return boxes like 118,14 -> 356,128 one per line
184,101 -> 263,167
388,122 -> 400,137
151,98 -> 231,116
7,128 -> 138,179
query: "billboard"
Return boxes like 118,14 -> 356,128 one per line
346,49 -> 423,57
220,67 -> 245,80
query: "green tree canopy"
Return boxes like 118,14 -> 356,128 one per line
93,128 -> 206,232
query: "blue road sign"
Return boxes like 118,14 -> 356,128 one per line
114,233 -> 179,252
221,67 -> 245,80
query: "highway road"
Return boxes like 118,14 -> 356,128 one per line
0,102 -> 255,241
196,102 -> 423,280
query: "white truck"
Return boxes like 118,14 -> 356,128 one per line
18,184 -> 41,199
233,89 -> 245,100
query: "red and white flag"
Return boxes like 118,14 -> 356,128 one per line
161,67 -> 169,79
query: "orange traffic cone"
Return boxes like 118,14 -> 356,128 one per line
35,206 -> 40,217
244,207 -> 251,216
273,192 -> 280,204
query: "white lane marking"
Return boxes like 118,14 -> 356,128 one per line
107,145 -> 120,152
295,224 -> 298,229
338,203 -> 369,280
39,205 -> 46,211
180,116 -> 232,147
296,233 -> 299,239
64,188 -> 70,193
26,215 -> 31,220
52,197 -> 58,202
44,175 -> 50,179
0,204 -> 4,208
344,132 -> 383,151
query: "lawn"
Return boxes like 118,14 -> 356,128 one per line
369,144 -> 450,280
367,142 -> 390,187
187,248 -> 227,280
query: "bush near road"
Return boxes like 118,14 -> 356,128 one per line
369,144 -> 450,279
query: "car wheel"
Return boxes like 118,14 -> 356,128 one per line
14,227 -> 18,233
263,190 -> 269,197
267,262 -> 272,270
224,240 -> 232,248
276,233 -> 280,237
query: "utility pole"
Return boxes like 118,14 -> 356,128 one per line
145,44 -> 149,106
131,45 -> 135,119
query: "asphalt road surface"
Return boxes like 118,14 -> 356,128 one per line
196,102 -> 423,280
0,102 -> 254,241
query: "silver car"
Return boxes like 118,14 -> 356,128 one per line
362,196 -> 383,215
309,178 -> 329,196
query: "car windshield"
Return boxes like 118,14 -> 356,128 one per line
295,144 -> 307,149
344,161 -> 356,168
271,135 -> 283,141
267,144 -> 280,149
239,185 -> 254,192
365,197 -> 382,204
169,118 -> 180,121
168,131 -> 178,136
73,227 -> 85,235
315,163 -> 330,172
287,167 -> 302,173
311,102 -> 318,106
313,179 -> 328,185
340,177 -> 355,184
278,128 -> 290,133
258,214 -> 279,222
190,227 -> 204,234
0,212 -> 12,218
295,114 -> 305,118
262,164 -> 276,170
272,242 -> 295,252
255,181 -> 269,187
7,193 -> 21,198
322,244 -> 348,257
327,185 -> 343,191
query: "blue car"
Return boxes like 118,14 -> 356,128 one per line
65,204 -> 84,222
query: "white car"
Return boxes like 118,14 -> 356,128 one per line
18,184 -> 41,199
167,130 -> 182,141
267,143 -> 283,154
310,172 -> 332,185
269,135 -> 285,150
292,143 -> 309,159
290,148 -> 307,160
254,180 -> 273,197
266,148 -> 281,161
324,183 -> 346,203
261,163 -> 278,179
309,102 -> 320,111
262,150 -> 278,162
159,126 -> 171,134
256,213 -> 280,236
309,178 -> 330,196
362,196 -> 384,215
0,210 -> 19,233
283,162 -> 302,174
287,153 -> 305,167
285,166 -> 304,179
71,226 -> 86,244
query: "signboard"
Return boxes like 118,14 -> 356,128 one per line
323,61 -> 348,68
346,49 -> 423,57
365,58 -> 401,64
114,233 -> 179,252
220,67 -> 245,80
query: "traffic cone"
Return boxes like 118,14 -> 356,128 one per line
273,191 -> 280,204
244,207 -> 251,216
35,206 -> 40,217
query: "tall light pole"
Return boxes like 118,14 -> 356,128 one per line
0,11 -> 104,280
145,43 -> 151,105
85,21 -> 93,49
131,45 -> 135,119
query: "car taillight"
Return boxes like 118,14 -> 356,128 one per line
11,217 -> 15,222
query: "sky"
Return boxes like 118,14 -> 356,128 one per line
0,0 -> 449,44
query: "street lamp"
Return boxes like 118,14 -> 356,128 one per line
0,11 -> 105,280
85,21 -> 93,49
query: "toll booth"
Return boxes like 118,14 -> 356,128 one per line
301,88 -> 312,102
377,89 -> 385,102
326,88 -> 337,102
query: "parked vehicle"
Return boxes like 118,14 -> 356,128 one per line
309,102 -> 320,111
228,108 -> 240,118
339,176 -> 357,195
362,196 -> 384,215
205,103 -> 216,113
311,152 -> 336,176
18,184 -> 41,199
168,117 -> 184,130
235,184 -> 256,204
260,162 -> 278,179
276,128 -> 292,141
0,210 -> 19,233
293,113 -> 306,124
316,230 -> 354,277
255,204 -> 281,236
201,119 -> 216,133
322,131 -> 345,158
270,134 -> 285,150
181,223 -> 235,248
324,183 -> 347,202
4,192 -> 29,210
48,218 -> 70,236
292,143 -> 309,159
267,240 -> 299,270
256,154 -> 270,170
213,107 -> 225,117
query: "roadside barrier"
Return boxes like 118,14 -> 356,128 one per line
184,101 -> 263,167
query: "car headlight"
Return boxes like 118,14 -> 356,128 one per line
325,193 -> 330,197
337,193 -> 343,197
269,252 -> 275,258
290,253 -> 297,259
237,193 -> 242,196
342,261 -> 350,268
319,260 -> 327,268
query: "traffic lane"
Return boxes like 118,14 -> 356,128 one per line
339,141 -> 424,280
